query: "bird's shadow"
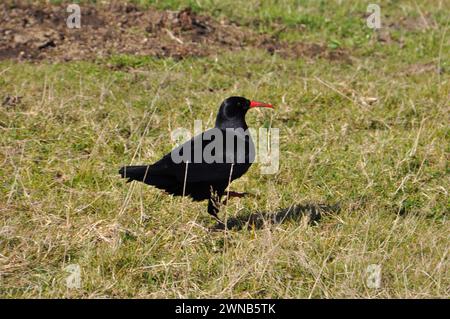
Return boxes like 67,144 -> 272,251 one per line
212,203 -> 340,231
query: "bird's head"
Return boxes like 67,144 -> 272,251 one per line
215,96 -> 273,129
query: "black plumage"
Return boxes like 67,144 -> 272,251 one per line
119,96 -> 273,221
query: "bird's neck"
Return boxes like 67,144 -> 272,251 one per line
215,118 -> 248,131
215,111 -> 248,130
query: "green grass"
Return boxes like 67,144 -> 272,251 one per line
0,0 -> 449,298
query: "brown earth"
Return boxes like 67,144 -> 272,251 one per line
0,2 -> 350,62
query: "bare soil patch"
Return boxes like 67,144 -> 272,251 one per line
0,2 -> 350,62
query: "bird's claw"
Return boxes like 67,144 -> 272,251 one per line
221,191 -> 251,205
227,191 -> 249,198
211,214 -> 225,226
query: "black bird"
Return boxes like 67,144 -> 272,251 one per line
119,96 -> 273,222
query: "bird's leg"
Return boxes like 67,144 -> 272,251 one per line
208,197 -> 224,225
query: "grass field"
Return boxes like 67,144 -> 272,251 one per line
0,0 -> 449,298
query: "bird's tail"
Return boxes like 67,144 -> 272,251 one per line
119,166 -> 151,183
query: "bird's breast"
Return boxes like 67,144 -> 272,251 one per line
222,129 -> 255,165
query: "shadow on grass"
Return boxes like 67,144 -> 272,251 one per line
212,203 -> 340,231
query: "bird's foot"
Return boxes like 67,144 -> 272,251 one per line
211,214 -> 225,226
209,214 -> 230,231
227,191 -> 249,198
222,191 -> 251,205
